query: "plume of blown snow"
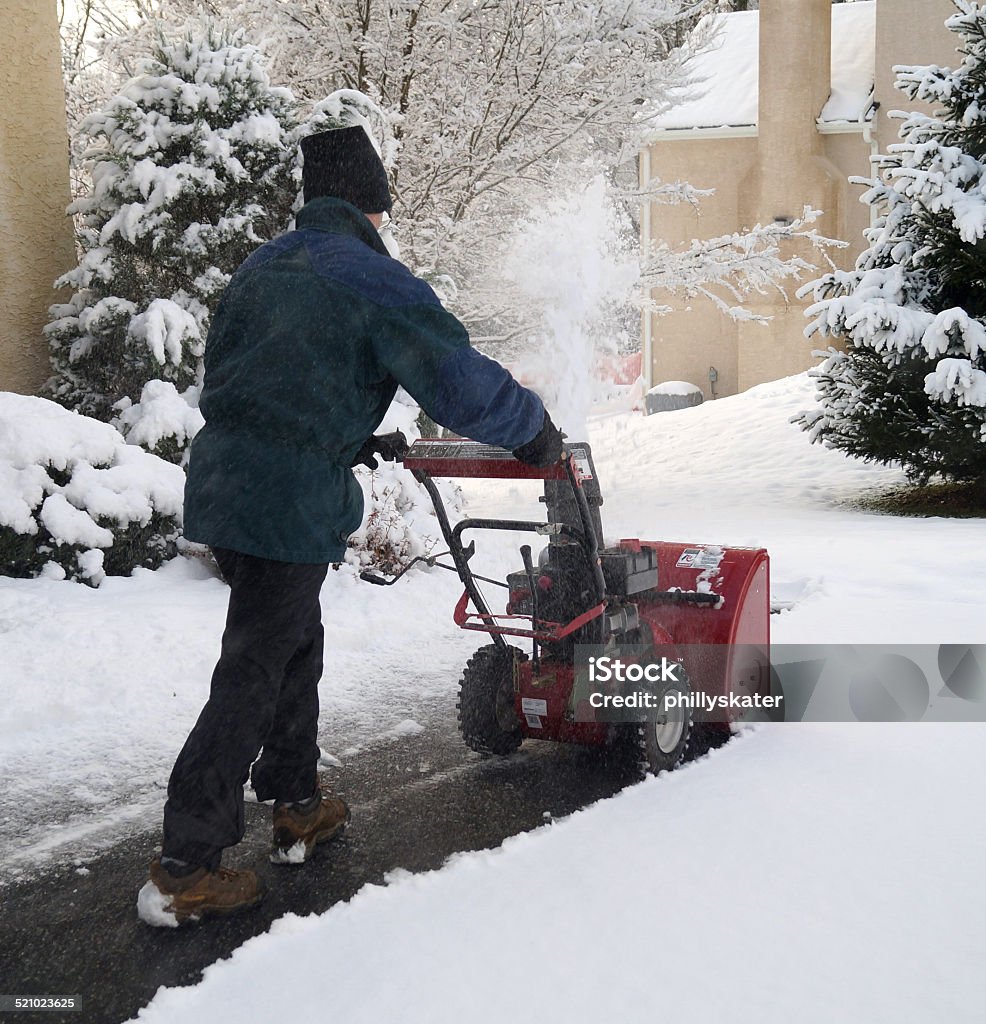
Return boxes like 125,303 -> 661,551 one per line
503,176 -> 639,439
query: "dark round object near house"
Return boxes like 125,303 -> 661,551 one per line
645,382 -> 704,415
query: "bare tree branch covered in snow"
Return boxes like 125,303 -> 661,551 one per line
59,0 -> 718,340
641,206 -> 846,322
58,0 -> 843,361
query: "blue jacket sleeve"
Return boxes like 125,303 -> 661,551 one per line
372,300 -> 545,449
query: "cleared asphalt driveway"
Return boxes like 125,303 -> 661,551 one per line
0,717 -> 636,1024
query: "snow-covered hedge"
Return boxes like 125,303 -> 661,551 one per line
343,397 -> 460,575
113,379 -> 205,466
0,394 -> 184,585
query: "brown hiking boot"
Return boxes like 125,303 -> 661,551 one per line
137,858 -> 265,927
270,788 -> 350,865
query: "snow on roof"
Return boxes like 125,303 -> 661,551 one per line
821,2 -> 876,123
652,1 -> 876,133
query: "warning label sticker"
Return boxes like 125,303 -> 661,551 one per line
676,547 -> 724,570
521,697 -> 548,716
571,447 -> 593,480
525,714 -> 543,729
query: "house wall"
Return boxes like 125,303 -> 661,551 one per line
646,136 -> 759,399
736,128 -> 874,392
644,0 -> 959,398
646,128 -> 872,399
873,0 -> 957,152
0,0 -> 75,395
823,132 -> 873,247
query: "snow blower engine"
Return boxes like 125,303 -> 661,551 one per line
362,439 -> 770,774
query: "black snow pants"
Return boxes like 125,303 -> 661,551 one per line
162,548 -> 329,869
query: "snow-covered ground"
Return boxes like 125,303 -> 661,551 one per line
2,373 -> 984,1019
129,722 -> 984,1024
0,547 -> 479,879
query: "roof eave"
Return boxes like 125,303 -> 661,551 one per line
816,118 -> 870,135
643,124 -> 758,143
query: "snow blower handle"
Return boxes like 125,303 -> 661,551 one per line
351,430 -> 409,470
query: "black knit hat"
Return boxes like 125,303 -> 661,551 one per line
301,126 -> 392,213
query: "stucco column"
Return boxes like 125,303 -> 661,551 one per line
0,0 -> 76,395
738,0 -> 841,392
757,0 -> 832,222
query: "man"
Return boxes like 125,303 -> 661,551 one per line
137,126 -> 562,926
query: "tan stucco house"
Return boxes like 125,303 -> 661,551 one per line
641,0 -> 957,398
0,0 -> 76,395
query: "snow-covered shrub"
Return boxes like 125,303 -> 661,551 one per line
114,380 -> 205,466
0,394 -> 184,585
350,471 -> 433,576
343,397 -> 460,575
797,4 -> 986,490
46,23 -> 298,457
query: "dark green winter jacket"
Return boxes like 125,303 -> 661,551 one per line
182,197 -> 544,563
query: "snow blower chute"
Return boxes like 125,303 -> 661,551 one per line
363,439 -> 770,774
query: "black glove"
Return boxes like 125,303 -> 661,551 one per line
351,430 -> 409,470
512,411 -> 564,468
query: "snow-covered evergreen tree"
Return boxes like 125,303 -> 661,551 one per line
798,2 -> 986,492
46,24 -> 298,459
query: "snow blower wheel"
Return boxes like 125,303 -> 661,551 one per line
457,644 -> 527,755
638,671 -> 692,774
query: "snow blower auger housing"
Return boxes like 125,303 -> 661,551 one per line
375,439 -> 770,774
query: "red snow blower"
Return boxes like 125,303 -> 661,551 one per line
362,439 -> 770,774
